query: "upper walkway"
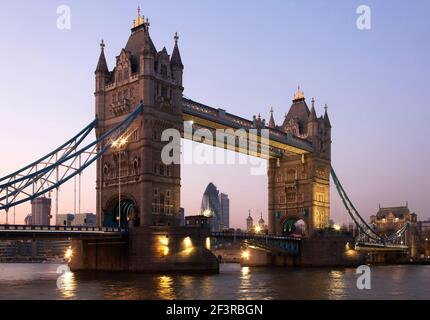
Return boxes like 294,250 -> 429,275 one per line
182,98 -> 313,158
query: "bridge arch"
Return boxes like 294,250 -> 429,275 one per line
280,217 -> 307,236
103,195 -> 139,229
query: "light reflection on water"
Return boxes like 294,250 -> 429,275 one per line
1,263 -> 430,300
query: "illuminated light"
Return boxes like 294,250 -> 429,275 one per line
426,238 -> 429,241
160,236 -> 169,247
345,249 -> 357,257
183,236 -> 192,249
345,242 -> 351,251
333,224 -> 341,231
163,246 -> 169,256
205,237 -> 211,250
188,120 -> 194,125
120,138 -> 127,146
255,226 -> 262,233
64,247 -> 73,263
112,140 -> 118,147
241,250 -> 250,260
159,236 -> 169,257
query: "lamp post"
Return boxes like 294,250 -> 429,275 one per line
113,138 -> 127,230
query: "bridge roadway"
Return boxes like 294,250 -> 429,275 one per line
0,226 -> 408,256
211,231 -> 302,256
0,224 -> 126,240
355,241 -> 409,252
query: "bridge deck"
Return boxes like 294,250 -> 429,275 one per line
0,225 -> 125,240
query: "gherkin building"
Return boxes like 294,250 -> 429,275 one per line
200,183 -> 222,231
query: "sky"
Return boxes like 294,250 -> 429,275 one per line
0,0 -> 429,228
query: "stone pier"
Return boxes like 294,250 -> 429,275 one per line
70,226 -> 219,273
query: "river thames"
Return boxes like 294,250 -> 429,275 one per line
0,263 -> 430,300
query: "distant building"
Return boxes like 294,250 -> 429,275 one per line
178,208 -> 185,226
56,213 -> 96,227
246,210 -> 254,232
219,193 -> 230,230
73,213 -> 96,226
200,183 -> 222,232
370,204 -> 418,236
370,204 -> 419,258
56,214 -> 74,226
31,196 -> 52,225
24,214 -> 32,226
0,240 -> 70,261
185,215 -> 210,228
258,213 -> 265,229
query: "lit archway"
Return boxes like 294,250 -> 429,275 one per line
103,198 -> 138,229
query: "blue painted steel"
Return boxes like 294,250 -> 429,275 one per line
0,104 -> 143,211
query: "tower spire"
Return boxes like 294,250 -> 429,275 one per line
269,107 -> 276,128
95,39 -> 109,74
133,5 -> 145,28
171,32 -> 183,68
323,104 -> 332,128
293,85 -> 305,101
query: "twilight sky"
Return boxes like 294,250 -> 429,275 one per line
0,0 -> 429,228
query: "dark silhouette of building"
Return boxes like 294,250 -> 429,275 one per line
30,196 -> 52,225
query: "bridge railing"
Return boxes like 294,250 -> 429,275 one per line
0,224 -> 126,233
211,231 -> 301,241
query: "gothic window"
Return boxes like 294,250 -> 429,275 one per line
166,190 -> 171,198
112,93 -> 117,103
160,165 -> 165,176
132,130 -> 139,142
153,164 -> 158,174
161,86 -> 168,99
279,195 -> 286,204
103,164 -> 109,176
154,188 -> 158,196
123,69 -> 129,80
287,169 -> 296,181
161,65 -> 168,78
286,186 -> 296,202
166,166 -> 171,177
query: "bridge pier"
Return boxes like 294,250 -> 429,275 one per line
70,226 -> 219,273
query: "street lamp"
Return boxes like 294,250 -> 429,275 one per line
113,137 -> 127,230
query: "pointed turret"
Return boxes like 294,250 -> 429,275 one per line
324,104 -> 332,128
268,107 -> 276,128
308,98 -> 317,122
171,32 -> 183,68
95,40 -> 109,74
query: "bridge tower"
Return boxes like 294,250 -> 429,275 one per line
268,89 -> 332,236
95,9 -> 184,228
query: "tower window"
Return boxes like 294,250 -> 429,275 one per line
161,86 -> 168,99
161,65 -> 168,78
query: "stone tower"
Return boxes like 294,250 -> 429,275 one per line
95,8 -> 184,228
268,88 -> 332,236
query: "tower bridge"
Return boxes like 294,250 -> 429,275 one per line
0,8 -> 411,271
